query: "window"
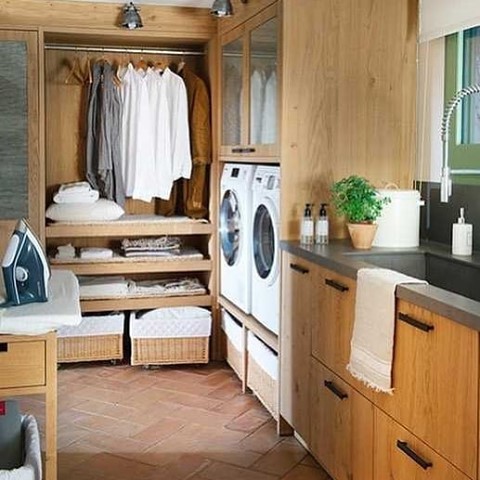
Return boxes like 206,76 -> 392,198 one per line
445,27 -> 480,182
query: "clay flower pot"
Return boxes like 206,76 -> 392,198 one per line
347,223 -> 378,250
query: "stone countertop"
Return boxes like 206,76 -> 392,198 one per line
280,240 -> 480,331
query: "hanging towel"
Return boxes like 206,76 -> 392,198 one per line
347,268 -> 427,394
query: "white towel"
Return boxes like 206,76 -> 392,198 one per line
58,181 -> 92,193
53,190 -> 99,204
79,248 -> 114,260
347,268 -> 427,394
55,244 -> 76,260
78,276 -> 129,298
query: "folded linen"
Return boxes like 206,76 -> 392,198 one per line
55,244 -> 76,259
347,268 -> 427,394
79,248 -> 114,260
54,190 -> 99,204
58,181 -> 92,193
78,276 -> 129,298
128,278 -> 206,297
121,237 -> 182,251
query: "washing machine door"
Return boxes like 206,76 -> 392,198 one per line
253,198 -> 279,286
220,189 -> 243,266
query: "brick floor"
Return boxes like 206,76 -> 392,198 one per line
17,361 -> 332,480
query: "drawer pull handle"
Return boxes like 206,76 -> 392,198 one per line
396,440 -> 433,470
398,312 -> 434,333
0,343 -> 8,353
325,278 -> 349,292
290,263 -> 309,275
232,147 -> 256,154
324,380 -> 348,400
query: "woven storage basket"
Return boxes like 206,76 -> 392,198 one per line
247,331 -> 278,418
57,313 -> 124,363
221,309 -> 244,378
130,307 -> 211,366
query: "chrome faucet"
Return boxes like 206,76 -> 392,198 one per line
440,84 -> 480,202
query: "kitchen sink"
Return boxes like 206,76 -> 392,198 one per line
346,251 -> 480,303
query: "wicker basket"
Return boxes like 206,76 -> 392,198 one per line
247,355 -> 278,418
225,337 -> 243,378
58,334 -> 123,363
131,336 -> 209,366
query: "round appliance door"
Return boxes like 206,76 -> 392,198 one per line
253,198 -> 279,285
220,189 -> 243,266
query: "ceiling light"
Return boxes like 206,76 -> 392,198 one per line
210,0 -> 234,17
122,2 -> 143,30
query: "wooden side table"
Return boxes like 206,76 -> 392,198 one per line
0,331 -> 57,480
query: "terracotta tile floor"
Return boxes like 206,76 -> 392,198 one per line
16,361 -> 332,480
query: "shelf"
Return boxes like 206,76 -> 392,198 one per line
51,258 -> 212,275
218,295 -> 278,352
46,216 -> 213,238
81,294 -> 213,313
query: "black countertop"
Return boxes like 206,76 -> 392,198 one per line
281,240 -> 480,331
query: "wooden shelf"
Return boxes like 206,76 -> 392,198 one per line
46,218 -> 213,238
219,156 -> 280,165
81,294 -> 213,312
218,295 -> 278,352
51,258 -> 212,275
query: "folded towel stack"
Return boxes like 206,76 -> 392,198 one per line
129,278 -> 206,296
55,244 -> 76,260
79,247 -> 114,260
121,237 -> 182,257
53,181 -> 99,204
78,276 -> 130,298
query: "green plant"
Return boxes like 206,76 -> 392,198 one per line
331,175 -> 389,223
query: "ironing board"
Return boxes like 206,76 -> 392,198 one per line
0,269 -> 81,480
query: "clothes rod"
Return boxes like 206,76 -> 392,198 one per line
44,44 -> 205,56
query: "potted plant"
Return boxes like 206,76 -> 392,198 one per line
331,175 -> 389,249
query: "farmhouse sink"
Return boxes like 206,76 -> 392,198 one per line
345,250 -> 480,303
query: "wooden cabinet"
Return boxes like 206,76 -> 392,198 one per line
0,30 -> 42,254
279,252 -> 317,443
375,300 -> 478,479
219,3 -> 279,160
375,408 -> 471,480
310,357 -> 374,480
0,333 -> 58,480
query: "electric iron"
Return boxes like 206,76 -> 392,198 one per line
1,218 -> 50,307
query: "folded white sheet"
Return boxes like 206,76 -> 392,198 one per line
0,270 -> 81,335
58,181 -> 92,193
347,268 -> 427,394
79,248 -> 114,260
78,276 -> 129,298
54,190 -> 99,204
55,244 -> 76,260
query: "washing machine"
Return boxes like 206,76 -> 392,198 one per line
219,163 -> 256,313
251,166 -> 280,334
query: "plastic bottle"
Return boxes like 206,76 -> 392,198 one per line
300,203 -> 314,245
452,207 -> 473,256
315,203 -> 329,245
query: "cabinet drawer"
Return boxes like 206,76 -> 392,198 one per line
375,300 -> 478,478
0,340 -> 45,389
310,357 -> 373,480
375,408 -> 471,480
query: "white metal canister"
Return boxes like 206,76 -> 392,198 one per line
373,189 -> 424,248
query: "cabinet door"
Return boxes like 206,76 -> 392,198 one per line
375,300 -> 478,479
310,357 -> 373,480
375,408 -> 471,480
0,30 -> 41,253
219,4 -> 279,159
280,253 -> 317,442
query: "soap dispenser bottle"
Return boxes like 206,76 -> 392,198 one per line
315,203 -> 329,245
300,203 -> 314,245
452,207 -> 473,256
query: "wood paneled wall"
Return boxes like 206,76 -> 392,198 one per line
280,0 -> 418,239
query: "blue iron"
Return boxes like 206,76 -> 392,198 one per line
1,219 -> 50,307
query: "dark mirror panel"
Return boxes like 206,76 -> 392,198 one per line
0,41 -> 28,219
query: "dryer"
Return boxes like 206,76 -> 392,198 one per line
219,164 -> 256,313
251,166 -> 280,334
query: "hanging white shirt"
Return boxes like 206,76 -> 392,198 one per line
162,67 -> 192,182
250,69 -> 266,144
120,64 -> 156,203
262,71 -> 277,144
145,68 -> 173,200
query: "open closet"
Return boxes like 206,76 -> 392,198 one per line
42,27 -> 220,360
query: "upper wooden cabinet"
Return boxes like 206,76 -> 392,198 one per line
375,299 -> 479,479
219,4 -> 279,160
0,30 -> 42,253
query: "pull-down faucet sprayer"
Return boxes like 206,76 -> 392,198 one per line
440,84 -> 480,202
